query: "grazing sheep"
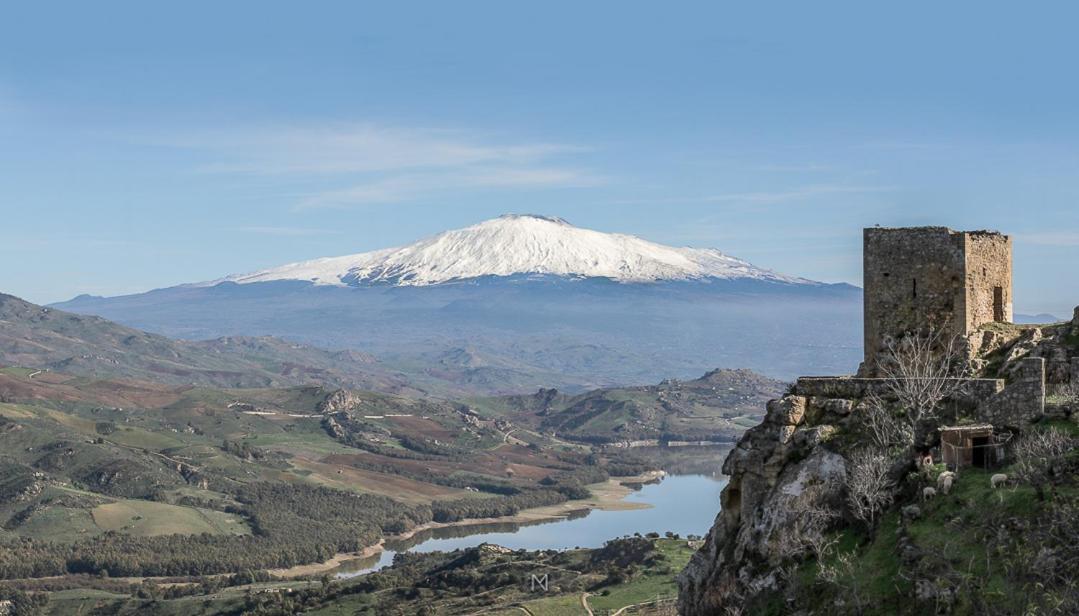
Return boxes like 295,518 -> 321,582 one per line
937,471 -> 956,494
991,473 -> 1008,489
922,486 -> 937,501
939,475 -> 955,495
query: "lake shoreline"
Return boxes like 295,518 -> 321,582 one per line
267,469 -> 667,579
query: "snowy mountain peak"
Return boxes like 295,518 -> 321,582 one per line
215,215 -> 814,287
498,213 -> 571,225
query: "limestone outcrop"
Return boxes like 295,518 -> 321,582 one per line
678,392 -> 853,614
677,307 -> 1079,614
317,388 -> 362,414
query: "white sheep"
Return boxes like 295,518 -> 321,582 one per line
990,473 -> 1008,489
922,486 -> 937,501
936,472 -> 953,491
937,471 -> 956,494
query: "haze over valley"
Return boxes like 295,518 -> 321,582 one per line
56,214 -> 863,392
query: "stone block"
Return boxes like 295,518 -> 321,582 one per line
794,425 -> 837,448
766,396 -> 806,426
823,398 -> 854,416
778,425 -> 796,444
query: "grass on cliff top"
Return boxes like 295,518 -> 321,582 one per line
1037,417 -> 1079,437
791,511 -> 907,616
796,464 -> 1075,616
901,467 -> 1054,613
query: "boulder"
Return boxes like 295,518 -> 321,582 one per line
766,396 -> 806,426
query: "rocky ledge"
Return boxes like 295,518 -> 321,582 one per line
678,309 -> 1079,615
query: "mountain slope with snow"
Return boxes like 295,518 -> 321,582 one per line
214,214 -> 812,287
54,214 -> 861,389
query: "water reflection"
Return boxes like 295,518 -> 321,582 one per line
333,474 -> 724,578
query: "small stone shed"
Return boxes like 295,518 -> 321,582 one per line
939,424 -> 1010,469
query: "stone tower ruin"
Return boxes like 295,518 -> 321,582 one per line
861,226 -> 1012,374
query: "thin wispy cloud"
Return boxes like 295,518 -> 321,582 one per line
140,122 -> 600,208
704,184 -> 896,205
176,125 -> 583,176
297,167 -> 603,209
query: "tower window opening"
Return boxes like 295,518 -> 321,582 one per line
912,278 -> 917,299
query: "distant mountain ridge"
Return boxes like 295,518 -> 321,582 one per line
207,214 -> 815,288
1014,312 -> 1067,324
0,292 -> 415,392
53,217 -> 864,386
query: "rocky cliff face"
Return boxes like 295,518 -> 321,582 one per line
971,307 -> 1079,386
678,394 -> 854,614
678,308 -> 1079,615
316,388 -> 363,414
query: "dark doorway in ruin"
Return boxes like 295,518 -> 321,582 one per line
972,436 -> 989,467
993,286 -> 1005,321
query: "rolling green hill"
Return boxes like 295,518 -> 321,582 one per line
0,292 -> 422,393
471,368 -> 786,445
0,366 -> 653,582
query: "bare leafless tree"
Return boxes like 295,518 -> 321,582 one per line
876,329 -> 969,439
1012,427 -> 1074,501
817,550 -> 869,614
845,448 -> 895,530
862,394 -> 915,451
772,489 -> 841,562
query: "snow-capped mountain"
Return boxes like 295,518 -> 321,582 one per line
55,215 -> 861,391
212,214 -> 811,287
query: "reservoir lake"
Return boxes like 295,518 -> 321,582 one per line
333,473 -> 725,578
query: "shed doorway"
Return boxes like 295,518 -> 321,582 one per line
971,436 -> 989,467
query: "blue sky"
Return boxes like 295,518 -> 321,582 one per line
1,1 -> 1077,315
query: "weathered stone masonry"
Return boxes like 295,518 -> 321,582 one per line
861,226 -> 1012,375
844,226 -> 1039,425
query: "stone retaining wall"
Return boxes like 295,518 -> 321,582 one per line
978,357 -> 1046,427
795,376 -> 1003,401
796,362 -> 1045,428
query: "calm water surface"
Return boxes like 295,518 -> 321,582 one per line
334,474 -> 725,578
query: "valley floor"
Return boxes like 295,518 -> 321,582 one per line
266,472 -> 662,579
37,537 -> 695,616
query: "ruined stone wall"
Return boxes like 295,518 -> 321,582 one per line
796,376 -> 1003,402
861,227 -> 1012,375
963,232 -> 1013,332
796,370 -> 1044,429
977,357 -> 1045,428
863,227 -> 966,372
